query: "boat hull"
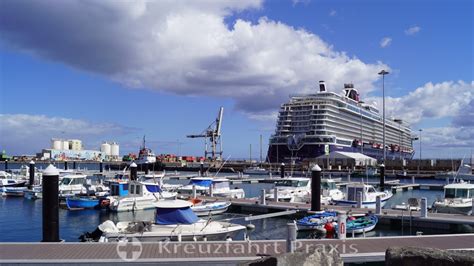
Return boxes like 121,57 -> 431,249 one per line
66,197 -> 100,210
433,201 -> 473,215
333,195 -> 392,209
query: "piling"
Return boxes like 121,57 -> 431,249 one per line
337,211 -> 347,240
42,164 -> 60,242
273,187 -> 279,202
286,222 -> 297,252
145,163 -> 149,175
280,163 -> 285,178
28,160 -> 35,189
412,175 -> 415,184
4,160 -> 7,170
73,161 -> 76,170
209,184 -> 213,197
347,172 -> 351,182
375,195 -> 382,215
380,164 -> 385,191
311,164 -> 322,211
192,185 -> 197,199
130,162 -> 137,181
99,161 -> 103,173
200,161 -> 204,177
420,197 -> 427,218
260,189 -> 266,205
471,200 -> 474,216
64,161 -> 68,171
356,191 -> 363,208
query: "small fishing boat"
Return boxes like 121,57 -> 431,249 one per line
333,183 -> 392,208
433,181 -> 474,215
296,211 -> 338,231
178,177 -> 245,198
83,200 -> 246,242
265,177 -> 311,202
2,186 -> 28,197
66,197 -> 100,210
346,214 -> 378,234
243,166 -> 269,175
189,198 -> 231,216
24,186 -> 42,200
0,171 -> 27,187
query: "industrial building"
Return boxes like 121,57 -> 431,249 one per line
37,139 -> 120,161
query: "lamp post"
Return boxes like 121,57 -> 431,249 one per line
359,100 -> 365,154
418,129 -> 422,174
394,119 -> 403,160
378,70 -> 389,163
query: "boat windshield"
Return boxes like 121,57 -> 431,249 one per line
213,181 -> 229,189
347,187 -> 365,201
275,180 -> 308,187
190,179 -> 212,187
60,177 -> 84,185
321,181 -> 336,190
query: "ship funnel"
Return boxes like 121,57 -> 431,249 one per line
319,81 -> 326,92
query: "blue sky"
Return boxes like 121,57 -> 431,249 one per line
0,0 -> 472,159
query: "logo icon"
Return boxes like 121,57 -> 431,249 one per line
116,237 -> 143,262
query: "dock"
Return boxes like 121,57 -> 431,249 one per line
1,234 -> 473,264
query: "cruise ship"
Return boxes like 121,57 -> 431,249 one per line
267,81 -> 414,163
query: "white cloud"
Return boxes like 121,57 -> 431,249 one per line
329,10 -> 337,16
405,26 -> 421,36
380,37 -> 392,48
0,114 -> 133,154
367,81 -> 473,125
0,0 -> 387,118
292,0 -> 311,6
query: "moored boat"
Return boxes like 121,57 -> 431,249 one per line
433,181 -> 474,215
66,197 -> 100,210
296,211 -> 338,231
189,198 -> 231,216
346,214 -> 378,234
333,183 -> 392,208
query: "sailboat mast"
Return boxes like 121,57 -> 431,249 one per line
260,134 -> 263,165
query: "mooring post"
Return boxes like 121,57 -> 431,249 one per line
4,160 -> 8,170
311,164 -> 322,211
280,163 -> 285,178
412,175 -> 415,184
200,161 -> 204,177
337,211 -> 347,240
73,161 -> 76,170
356,191 -> 363,208
273,187 -> 279,202
286,222 -> 297,252
145,162 -> 149,175
375,195 -> 382,215
260,189 -> 266,205
99,161 -> 103,173
420,197 -> 427,218
471,199 -> 474,216
209,183 -> 214,197
192,185 -> 197,199
42,164 -> 60,242
380,163 -> 385,191
64,161 -> 68,171
28,160 -> 35,189
130,162 -> 137,181
347,172 -> 351,182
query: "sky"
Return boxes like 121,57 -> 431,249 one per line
0,0 -> 473,160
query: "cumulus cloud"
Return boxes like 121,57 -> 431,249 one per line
405,25 -> 421,36
0,0 -> 387,119
0,114 -> 134,154
380,37 -> 392,48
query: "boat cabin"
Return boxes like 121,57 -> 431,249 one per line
346,184 -> 377,201
443,182 -> 474,199
109,181 -> 129,197
188,177 -> 230,189
60,174 -> 87,186
274,178 -> 310,188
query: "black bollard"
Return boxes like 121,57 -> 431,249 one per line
145,162 -> 149,175
73,161 -> 76,170
42,164 -> 60,242
64,161 -> 68,171
380,164 -> 385,191
280,163 -> 285,178
311,164 -> 322,211
99,161 -> 103,173
130,162 -> 137,181
28,160 -> 35,189
200,161 -> 204,176
5,160 -> 8,170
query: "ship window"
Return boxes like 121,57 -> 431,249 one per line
445,188 -> 455,198
136,185 -> 141,195
455,189 -> 468,198
130,184 -> 135,194
297,180 -> 309,187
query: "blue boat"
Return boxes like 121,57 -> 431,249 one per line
296,211 -> 338,231
66,197 -> 100,210
346,214 -> 378,234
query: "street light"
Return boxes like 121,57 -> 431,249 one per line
378,70 -> 389,163
418,129 -> 422,174
359,100 -> 365,154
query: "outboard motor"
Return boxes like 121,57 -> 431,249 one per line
319,81 -> 326,92
79,227 -> 103,242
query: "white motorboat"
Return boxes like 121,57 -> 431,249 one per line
178,177 -> 245,198
24,186 -> 43,200
243,166 -> 269,175
265,177 -> 311,202
2,186 -> 28,197
107,180 -> 177,212
59,174 -> 109,198
189,198 -> 231,216
91,200 -> 245,242
433,181 -> 474,215
135,136 -> 156,165
435,164 -> 474,181
291,178 -> 345,204
0,171 -> 27,187
333,183 -> 393,208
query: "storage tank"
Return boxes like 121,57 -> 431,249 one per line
101,142 -> 111,156
110,142 -> 119,156
69,139 -> 82,151
62,140 -> 70,150
52,139 -> 62,150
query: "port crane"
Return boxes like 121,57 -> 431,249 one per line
187,107 -> 224,161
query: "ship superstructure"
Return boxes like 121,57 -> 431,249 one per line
267,81 -> 414,162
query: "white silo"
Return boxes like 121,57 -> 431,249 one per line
101,142 -> 111,156
62,140 -> 70,150
52,139 -> 62,150
111,142 -> 119,156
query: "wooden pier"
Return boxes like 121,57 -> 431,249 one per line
1,234 -> 473,264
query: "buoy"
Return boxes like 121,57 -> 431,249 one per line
246,224 -> 256,231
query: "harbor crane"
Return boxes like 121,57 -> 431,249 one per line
187,107 -> 224,161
